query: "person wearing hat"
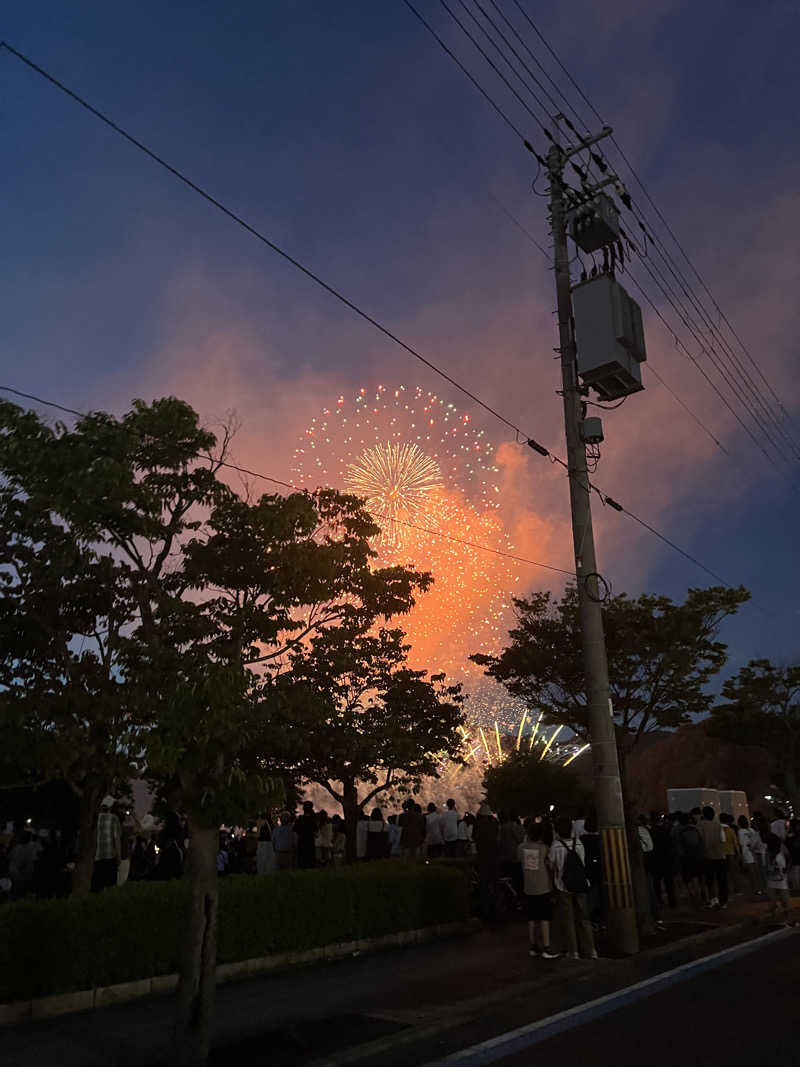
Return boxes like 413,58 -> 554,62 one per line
92,795 -> 121,892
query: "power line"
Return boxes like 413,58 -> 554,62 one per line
503,3 -> 800,457
0,42 -> 759,590
0,39 -> 536,446
0,384 -> 574,577
0,383 -> 746,593
401,1 -> 530,144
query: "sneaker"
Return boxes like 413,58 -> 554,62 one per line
528,947 -> 541,957
656,920 -> 666,929
541,950 -> 561,959
589,950 -> 599,959
569,952 -> 580,960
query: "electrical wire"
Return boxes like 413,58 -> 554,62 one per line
501,5 -> 800,460
0,385 -> 574,577
0,383 -> 748,594
0,41 -> 769,592
0,38 -> 543,447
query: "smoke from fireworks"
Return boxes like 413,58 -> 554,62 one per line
292,385 -> 528,724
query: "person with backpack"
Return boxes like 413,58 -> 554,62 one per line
548,815 -> 597,960
676,811 -> 704,904
580,814 -> 604,928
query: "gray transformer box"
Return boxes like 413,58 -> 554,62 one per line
568,193 -> 620,253
571,274 -> 647,401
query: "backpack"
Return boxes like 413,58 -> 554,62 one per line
559,838 -> 590,893
680,824 -> 703,860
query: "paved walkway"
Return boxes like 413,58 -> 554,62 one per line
1,892 -> 796,1067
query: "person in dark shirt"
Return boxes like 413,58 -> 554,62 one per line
294,801 -> 318,869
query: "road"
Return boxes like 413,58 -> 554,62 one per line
457,930 -> 798,1067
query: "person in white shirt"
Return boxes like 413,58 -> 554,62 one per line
457,813 -> 475,856
441,799 -> 460,857
765,832 -> 791,925
737,815 -> 761,896
770,809 -> 787,841
424,803 -> 444,859
548,815 -> 597,960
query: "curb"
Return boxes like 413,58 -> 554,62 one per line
0,918 -> 480,1027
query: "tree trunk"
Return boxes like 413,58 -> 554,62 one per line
343,782 -> 359,865
172,819 -> 219,1067
71,782 -> 103,895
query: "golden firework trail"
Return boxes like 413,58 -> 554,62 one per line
479,726 -> 492,763
563,743 -> 590,766
528,711 -> 544,752
345,440 -> 442,547
515,711 -> 528,751
494,720 -> 503,761
539,724 -> 563,761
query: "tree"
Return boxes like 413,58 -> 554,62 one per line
473,584 -> 750,765
473,583 -> 749,935
269,622 -> 465,860
482,751 -> 581,818
0,402 -> 138,893
709,659 -> 800,812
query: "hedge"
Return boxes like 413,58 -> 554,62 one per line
0,860 -> 468,1003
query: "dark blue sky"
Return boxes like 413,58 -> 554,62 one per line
2,0 -> 798,683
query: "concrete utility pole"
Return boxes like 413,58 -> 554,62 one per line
546,136 -> 639,956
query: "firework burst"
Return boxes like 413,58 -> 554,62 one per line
292,385 -> 530,726
345,441 -> 442,549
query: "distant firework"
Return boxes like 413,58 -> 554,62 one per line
291,385 -> 525,724
345,441 -> 442,549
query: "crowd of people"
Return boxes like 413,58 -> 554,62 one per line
636,806 -> 800,926
3,790 -> 799,947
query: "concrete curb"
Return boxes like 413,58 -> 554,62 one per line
0,918 -> 480,1027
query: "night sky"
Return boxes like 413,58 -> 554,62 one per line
3,0 -> 799,692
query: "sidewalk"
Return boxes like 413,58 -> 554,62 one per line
1,892 -> 796,1067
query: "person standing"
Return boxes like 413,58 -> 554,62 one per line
697,806 -> 727,909
474,804 -> 500,920
765,833 -> 791,925
676,812 -> 705,904
441,799 -> 460,858
580,815 -> 603,927
499,812 -> 525,896
549,815 -> 597,960
294,801 -> 318,869
720,813 -> 742,895
398,799 -> 423,860
650,813 -> 678,909
272,811 -> 297,870
256,824 -> 276,875
316,811 -> 333,866
519,822 -> 559,958
92,795 -> 120,892
770,809 -> 788,842
366,808 -> 389,860
737,815 -> 761,897
424,803 -> 444,859
457,812 -> 475,856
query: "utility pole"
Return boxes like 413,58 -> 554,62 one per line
547,132 -> 639,956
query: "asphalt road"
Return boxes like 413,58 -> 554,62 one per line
491,931 -> 798,1067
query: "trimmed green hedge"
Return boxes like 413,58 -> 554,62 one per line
0,861 -> 468,1003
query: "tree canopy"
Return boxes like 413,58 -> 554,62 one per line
709,659 -> 800,811
482,751 -> 582,818
472,584 -> 750,756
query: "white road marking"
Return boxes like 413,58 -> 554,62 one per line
424,927 -> 795,1066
